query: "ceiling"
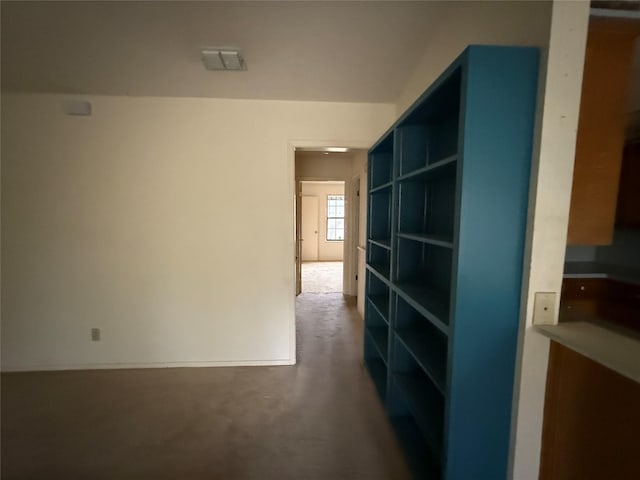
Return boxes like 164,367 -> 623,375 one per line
1,1 -> 443,103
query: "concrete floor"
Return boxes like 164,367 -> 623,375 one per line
302,261 -> 343,293
1,294 -> 410,480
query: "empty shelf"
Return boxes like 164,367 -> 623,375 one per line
395,283 -> 450,332
396,329 -> 447,393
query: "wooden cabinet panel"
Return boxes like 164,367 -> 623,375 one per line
540,342 -> 640,480
567,24 -> 637,245
561,277 -> 640,333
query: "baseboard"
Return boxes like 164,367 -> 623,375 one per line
1,358 -> 295,373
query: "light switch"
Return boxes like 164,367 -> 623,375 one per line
533,292 -> 556,325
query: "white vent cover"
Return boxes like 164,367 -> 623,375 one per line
201,49 -> 246,71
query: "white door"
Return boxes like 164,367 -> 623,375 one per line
301,196 -> 319,261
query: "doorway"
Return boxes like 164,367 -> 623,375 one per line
301,196 -> 319,262
299,180 -> 345,293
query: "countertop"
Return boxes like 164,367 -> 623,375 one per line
536,309 -> 640,383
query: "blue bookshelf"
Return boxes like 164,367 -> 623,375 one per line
364,46 -> 539,479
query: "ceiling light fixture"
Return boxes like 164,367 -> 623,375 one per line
326,147 -> 349,153
201,48 -> 246,71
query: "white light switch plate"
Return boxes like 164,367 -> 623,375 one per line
533,292 -> 556,325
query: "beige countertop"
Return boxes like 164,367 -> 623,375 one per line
536,310 -> 640,383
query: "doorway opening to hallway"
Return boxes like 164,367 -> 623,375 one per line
300,181 -> 345,293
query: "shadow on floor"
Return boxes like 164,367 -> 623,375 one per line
1,293 -> 410,480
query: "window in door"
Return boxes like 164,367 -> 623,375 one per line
327,195 -> 345,241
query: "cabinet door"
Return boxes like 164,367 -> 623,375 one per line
567,21 -> 638,245
540,342 -> 640,479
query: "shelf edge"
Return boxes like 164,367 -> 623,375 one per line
396,233 -> 453,249
367,296 -> 390,325
369,238 -> 392,250
366,264 -> 391,285
393,284 -> 450,336
365,327 -> 389,364
397,154 -> 457,182
395,331 -> 446,394
369,181 -> 393,194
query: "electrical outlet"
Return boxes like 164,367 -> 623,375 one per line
533,292 -> 556,325
91,328 -> 101,342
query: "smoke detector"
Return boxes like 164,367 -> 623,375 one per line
201,49 -> 247,71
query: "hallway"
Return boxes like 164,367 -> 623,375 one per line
302,261 -> 343,293
1,294 -> 410,480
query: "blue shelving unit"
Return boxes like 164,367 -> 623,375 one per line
364,45 -> 539,479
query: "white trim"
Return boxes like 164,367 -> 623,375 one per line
1,359 -> 294,373
509,1 -> 591,478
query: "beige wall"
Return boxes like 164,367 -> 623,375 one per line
300,182 -> 345,262
1,93 -> 395,370
295,151 -> 354,180
396,0 -> 553,114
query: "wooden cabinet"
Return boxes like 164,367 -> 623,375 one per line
540,342 -> 640,479
567,20 -> 639,245
616,140 -> 640,229
364,46 -> 539,479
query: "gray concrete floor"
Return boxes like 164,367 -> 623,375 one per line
1,294 -> 410,480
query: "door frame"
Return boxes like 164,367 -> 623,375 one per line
288,140 -> 371,363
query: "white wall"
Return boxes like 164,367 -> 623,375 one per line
1,93 -> 395,370
300,182 -> 345,262
511,3 -> 590,478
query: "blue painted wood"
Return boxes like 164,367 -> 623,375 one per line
364,45 -> 539,480
445,46 -> 538,480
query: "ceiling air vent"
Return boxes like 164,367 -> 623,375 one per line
201,49 -> 246,71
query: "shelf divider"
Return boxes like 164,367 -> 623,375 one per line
396,329 -> 447,393
366,326 -> 389,362
366,263 -> 391,283
397,154 -> 457,182
369,181 -> 393,194
394,283 -> 450,334
396,233 -> 453,249
367,295 -> 390,324
369,238 -> 392,250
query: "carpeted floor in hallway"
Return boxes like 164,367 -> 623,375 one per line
0,294 -> 410,480
302,261 -> 343,293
